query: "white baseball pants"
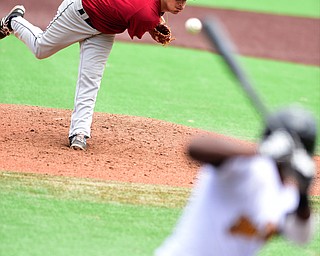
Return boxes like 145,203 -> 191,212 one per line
11,0 -> 115,138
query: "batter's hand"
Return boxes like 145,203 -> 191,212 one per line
258,129 -> 295,162
290,148 -> 316,193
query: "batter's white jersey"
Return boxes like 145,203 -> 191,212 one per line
155,156 -> 299,256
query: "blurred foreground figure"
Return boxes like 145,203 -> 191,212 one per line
155,105 -> 317,256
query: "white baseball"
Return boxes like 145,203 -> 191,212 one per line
185,18 -> 202,34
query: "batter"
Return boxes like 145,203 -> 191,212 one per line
155,106 -> 317,256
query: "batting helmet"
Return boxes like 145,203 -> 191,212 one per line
263,105 -> 318,155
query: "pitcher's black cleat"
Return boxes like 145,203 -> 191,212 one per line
0,5 -> 25,39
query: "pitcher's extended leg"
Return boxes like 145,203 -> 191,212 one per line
69,33 -> 115,150
10,0 -> 99,59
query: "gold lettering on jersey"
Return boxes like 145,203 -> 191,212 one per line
229,216 -> 278,240
229,216 -> 259,237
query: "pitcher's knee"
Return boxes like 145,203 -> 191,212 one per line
34,49 -> 48,59
34,49 -> 51,59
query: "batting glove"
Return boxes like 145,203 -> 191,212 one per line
290,148 -> 316,193
258,129 -> 295,162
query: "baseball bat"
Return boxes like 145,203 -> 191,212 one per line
201,18 -> 315,189
202,17 -> 270,123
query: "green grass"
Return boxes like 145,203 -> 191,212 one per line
0,172 -> 185,256
1,37 -> 319,151
188,0 -> 320,18
0,171 -> 319,256
0,172 -> 181,256
1,195 -> 179,256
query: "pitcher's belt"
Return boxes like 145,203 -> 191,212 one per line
78,8 -> 95,29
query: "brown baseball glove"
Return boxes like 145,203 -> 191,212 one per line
149,23 -> 175,46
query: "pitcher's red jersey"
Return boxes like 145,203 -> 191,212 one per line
82,0 -> 162,39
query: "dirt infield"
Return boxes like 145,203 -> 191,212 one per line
0,2 -> 319,195
0,104 -> 319,195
